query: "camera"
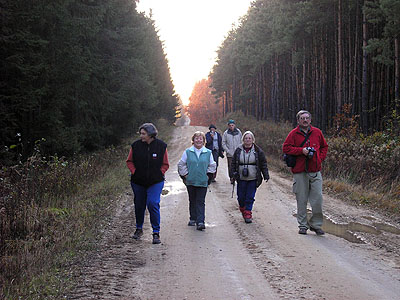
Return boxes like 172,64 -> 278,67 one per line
306,147 -> 316,158
242,167 -> 249,177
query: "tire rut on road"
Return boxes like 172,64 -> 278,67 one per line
215,184 -> 323,300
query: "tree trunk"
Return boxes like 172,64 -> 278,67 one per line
395,37 -> 399,102
361,8 -> 369,134
337,0 -> 343,114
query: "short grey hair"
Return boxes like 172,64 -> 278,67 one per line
139,123 -> 158,138
296,110 -> 312,120
242,131 -> 255,143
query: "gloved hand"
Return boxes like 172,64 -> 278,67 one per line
180,175 -> 187,185
207,173 -> 214,185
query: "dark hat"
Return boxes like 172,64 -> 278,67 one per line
228,119 -> 235,125
209,124 -> 217,130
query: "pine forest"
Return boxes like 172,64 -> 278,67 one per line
208,0 -> 399,134
1,0 -> 178,164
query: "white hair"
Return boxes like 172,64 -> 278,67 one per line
242,131 -> 255,143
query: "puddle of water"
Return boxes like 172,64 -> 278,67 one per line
322,218 -> 366,244
373,222 -> 400,235
362,216 -> 377,221
362,215 -> 400,234
293,212 -> 400,244
161,180 -> 186,196
205,221 -> 217,228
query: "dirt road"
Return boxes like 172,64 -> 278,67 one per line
69,125 -> 400,300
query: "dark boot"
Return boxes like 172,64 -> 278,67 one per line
188,220 -> 196,226
152,232 -> 161,244
132,228 -> 143,239
196,222 -> 206,230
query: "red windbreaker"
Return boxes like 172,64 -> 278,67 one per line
282,125 -> 328,174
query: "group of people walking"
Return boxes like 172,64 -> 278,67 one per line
126,110 -> 328,244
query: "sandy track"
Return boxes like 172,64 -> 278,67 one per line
68,125 -> 400,300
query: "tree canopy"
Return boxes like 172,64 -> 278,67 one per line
1,0 -> 178,163
210,0 -> 400,134
186,78 -> 222,126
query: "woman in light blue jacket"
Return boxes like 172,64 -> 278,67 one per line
178,131 -> 216,230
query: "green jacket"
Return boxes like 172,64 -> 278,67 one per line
178,146 -> 216,187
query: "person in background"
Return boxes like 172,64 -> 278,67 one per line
222,119 -> 242,184
282,110 -> 328,235
231,131 -> 269,223
178,131 -> 216,230
205,124 -> 224,182
126,123 -> 169,244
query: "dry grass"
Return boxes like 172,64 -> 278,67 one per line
217,112 -> 400,216
0,118 -> 174,299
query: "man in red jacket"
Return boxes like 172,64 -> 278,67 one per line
283,110 -> 328,235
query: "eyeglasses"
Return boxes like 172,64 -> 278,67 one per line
300,116 -> 310,120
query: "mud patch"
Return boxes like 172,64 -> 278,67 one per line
293,212 -> 400,244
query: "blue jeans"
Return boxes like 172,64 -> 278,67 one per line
131,181 -> 164,233
237,180 -> 257,211
186,185 -> 207,224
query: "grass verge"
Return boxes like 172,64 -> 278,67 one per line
216,112 -> 399,218
0,119 -> 174,299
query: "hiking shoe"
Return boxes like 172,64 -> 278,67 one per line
132,228 -> 143,239
298,228 -> 308,235
152,233 -> 161,244
244,217 -> 253,223
196,223 -> 206,231
188,220 -> 196,226
310,227 -> 325,235
243,210 -> 252,223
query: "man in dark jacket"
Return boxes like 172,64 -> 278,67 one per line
283,110 -> 328,235
205,124 -> 224,182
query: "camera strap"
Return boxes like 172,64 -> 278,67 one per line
302,131 -> 317,177
300,131 -> 311,148
242,147 -> 251,168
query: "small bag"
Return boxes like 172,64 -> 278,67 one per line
283,154 -> 296,167
242,167 -> 249,177
283,131 -> 311,168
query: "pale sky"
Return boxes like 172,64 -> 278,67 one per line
136,0 -> 253,105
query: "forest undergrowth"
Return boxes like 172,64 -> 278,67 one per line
217,112 -> 400,217
0,119 -> 174,299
